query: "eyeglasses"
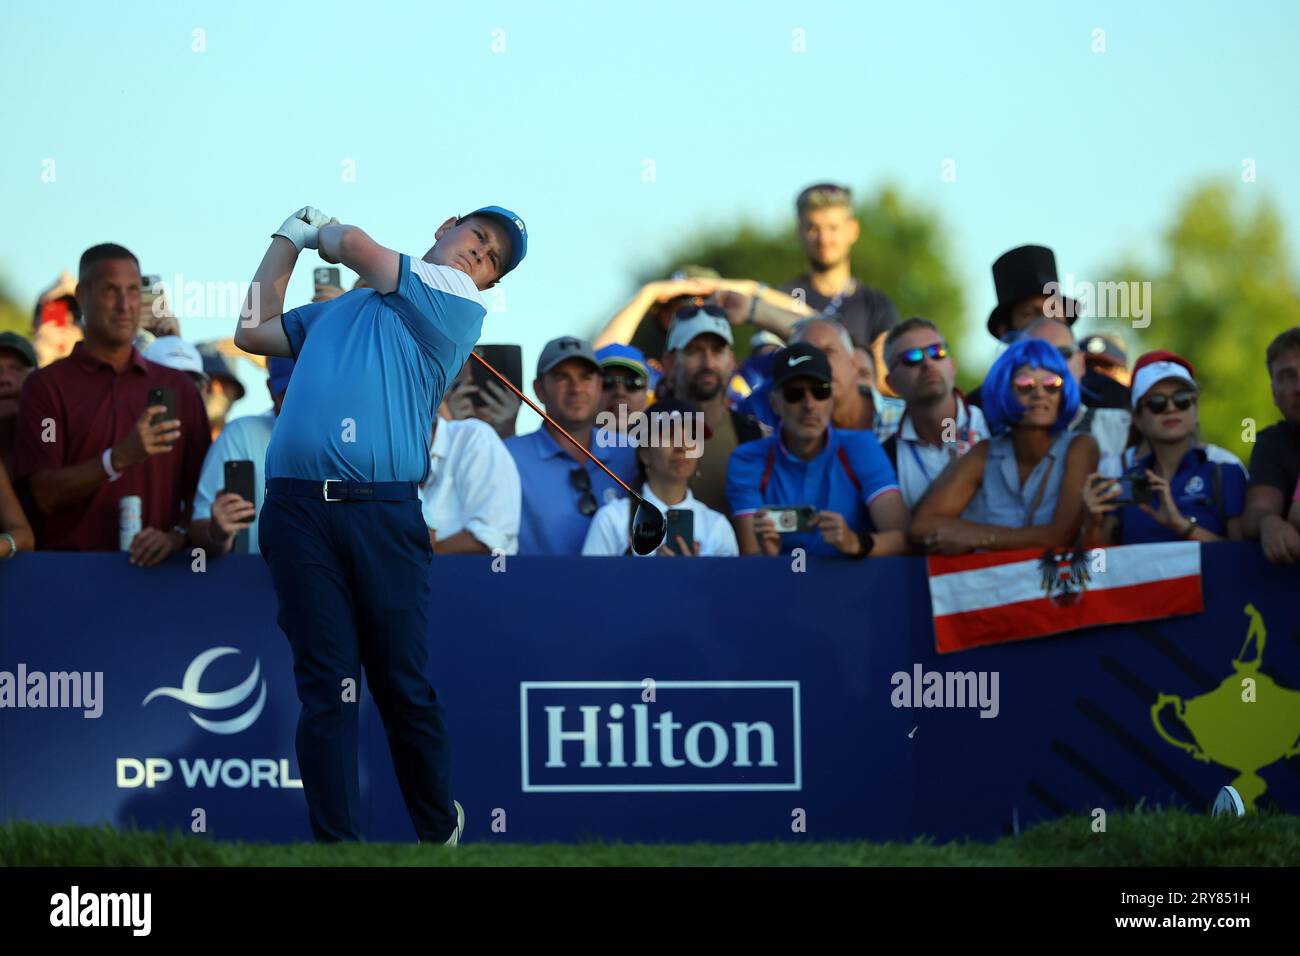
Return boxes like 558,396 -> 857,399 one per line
672,303 -> 728,323
781,381 -> 833,403
1141,389 -> 1197,414
570,467 -> 598,517
891,343 -> 948,368
602,372 -> 646,392
1012,374 -> 1065,396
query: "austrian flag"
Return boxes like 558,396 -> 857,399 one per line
927,542 -> 1204,654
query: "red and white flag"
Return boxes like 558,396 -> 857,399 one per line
927,542 -> 1203,654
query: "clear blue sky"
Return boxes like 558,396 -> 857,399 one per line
2,0 -> 1297,420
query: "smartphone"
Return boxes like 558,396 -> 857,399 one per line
664,508 -> 695,555
1113,475 -> 1153,507
141,274 -> 162,292
314,267 -> 341,289
469,344 -> 524,408
147,387 -> 177,427
765,505 -> 816,534
223,459 -> 256,508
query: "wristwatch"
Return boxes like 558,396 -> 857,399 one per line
851,531 -> 875,559
746,283 -> 768,325
1180,516 -> 1199,538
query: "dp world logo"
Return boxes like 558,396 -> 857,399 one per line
143,647 -> 267,735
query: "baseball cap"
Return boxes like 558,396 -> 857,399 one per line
143,336 -> 208,382
537,336 -> 599,377
466,205 -> 527,276
595,343 -> 648,378
667,305 -> 734,352
196,342 -> 246,400
0,331 -> 37,368
1131,350 -> 1196,408
1080,333 -> 1127,367
267,357 -> 295,397
750,329 -> 786,352
771,342 -> 833,389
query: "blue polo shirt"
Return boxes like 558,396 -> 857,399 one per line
266,255 -> 485,484
1117,447 -> 1246,543
505,427 -> 638,555
727,426 -> 899,557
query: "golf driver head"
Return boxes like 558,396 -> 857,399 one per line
630,498 -> 667,555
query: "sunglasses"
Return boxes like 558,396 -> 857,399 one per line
1012,374 -> 1065,396
781,381 -> 833,403
672,303 -> 728,323
1141,389 -> 1197,414
602,372 -> 646,392
569,467 -> 598,517
892,343 -> 948,368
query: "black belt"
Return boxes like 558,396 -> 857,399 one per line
266,478 -> 419,502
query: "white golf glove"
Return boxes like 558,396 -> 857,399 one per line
272,206 -> 333,252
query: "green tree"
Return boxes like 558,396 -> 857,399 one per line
622,184 -> 965,362
0,275 -> 28,337
1097,183 -> 1300,462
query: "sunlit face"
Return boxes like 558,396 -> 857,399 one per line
537,358 -> 601,428
885,329 -> 954,404
798,205 -> 860,271
772,375 -> 833,443
638,424 -> 702,482
1135,378 -> 1198,444
1010,363 -> 1063,428
672,334 -> 734,403
600,365 -> 649,419
1028,319 -> 1085,383
796,323 -> 855,405
1270,348 -> 1300,427
427,215 -> 511,290
76,258 -> 142,348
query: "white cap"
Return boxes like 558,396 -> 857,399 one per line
1131,359 -> 1195,408
667,310 -> 733,352
143,336 -> 208,382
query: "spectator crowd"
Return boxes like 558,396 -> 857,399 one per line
2,181 -> 1299,569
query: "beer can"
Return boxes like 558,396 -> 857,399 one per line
119,495 -> 142,551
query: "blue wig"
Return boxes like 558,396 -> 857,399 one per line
982,338 -> 1080,435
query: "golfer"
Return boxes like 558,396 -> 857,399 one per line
235,204 -> 526,843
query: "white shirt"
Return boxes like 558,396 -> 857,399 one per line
581,483 -> 739,557
893,396 -> 990,509
418,418 -> 521,554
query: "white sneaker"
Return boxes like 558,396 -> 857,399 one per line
443,799 -> 465,846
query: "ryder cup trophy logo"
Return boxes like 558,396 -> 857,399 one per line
1151,603 -> 1300,809
143,647 -> 268,735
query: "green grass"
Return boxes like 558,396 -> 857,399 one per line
3,808 -> 1297,866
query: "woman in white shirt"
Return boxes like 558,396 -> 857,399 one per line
582,399 -> 738,557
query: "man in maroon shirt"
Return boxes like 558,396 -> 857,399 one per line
13,244 -> 210,562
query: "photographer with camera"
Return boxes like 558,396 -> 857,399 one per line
727,343 -> 907,558
1081,351 -> 1245,546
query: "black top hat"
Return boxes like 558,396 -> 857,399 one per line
986,244 -> 1079,338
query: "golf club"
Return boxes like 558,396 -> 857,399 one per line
468,350 -> 667,555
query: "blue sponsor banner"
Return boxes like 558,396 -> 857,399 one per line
0,546 -> 1296,844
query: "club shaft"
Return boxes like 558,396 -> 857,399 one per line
468,351 -> 638,499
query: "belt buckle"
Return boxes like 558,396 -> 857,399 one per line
322,480 -> 343,502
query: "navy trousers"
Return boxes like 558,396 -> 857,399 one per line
258,491 -> 455,842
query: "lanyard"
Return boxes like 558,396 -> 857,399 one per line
820,278 -> 854,317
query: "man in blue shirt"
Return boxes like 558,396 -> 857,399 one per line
506,337 -> 637,554
234,203 -> 526,845
728,343 -> 909,558
189,357 -> 295,556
